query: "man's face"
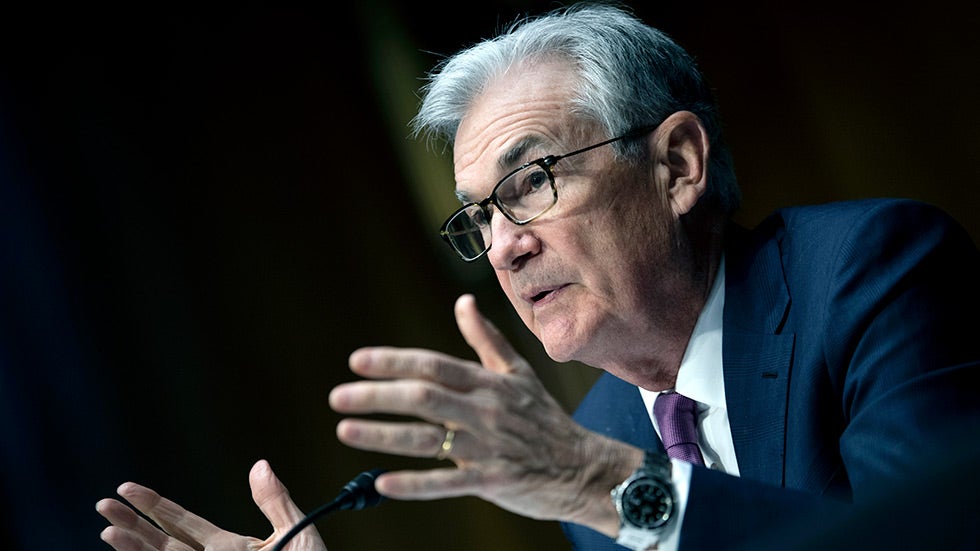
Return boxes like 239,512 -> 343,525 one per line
452,59 -> 688,372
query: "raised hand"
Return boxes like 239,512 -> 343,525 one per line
96,459 -> 327,551
329,294 -> 642,536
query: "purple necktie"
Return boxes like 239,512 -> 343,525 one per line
654,392 -> 705,466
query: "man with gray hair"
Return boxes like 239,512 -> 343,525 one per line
98,3 -> 979,549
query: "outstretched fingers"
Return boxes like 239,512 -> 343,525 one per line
373,467 -> 482,501
113,482 -> 225,547
96,497 -> 189,551
454,294 -> 530,375
96,462 -> 325,551
347,346 -> 490,392
335,419 -> 485,461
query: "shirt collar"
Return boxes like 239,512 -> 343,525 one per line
640,256 -> 726,410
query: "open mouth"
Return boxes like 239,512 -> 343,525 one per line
531,290 -> 552,303
528,284 -> 566,305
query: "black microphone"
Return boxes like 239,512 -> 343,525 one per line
272,468 -> 387,551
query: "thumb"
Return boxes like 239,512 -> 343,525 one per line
249,460 -> 306,532
454,294 -> 528,375
250,460 -> 328,551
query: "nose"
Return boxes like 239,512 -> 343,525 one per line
486,212 -> 540,270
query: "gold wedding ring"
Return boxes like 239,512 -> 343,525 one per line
436,428 -> 456,460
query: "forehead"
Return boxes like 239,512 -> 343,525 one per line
452,59 -> 579,202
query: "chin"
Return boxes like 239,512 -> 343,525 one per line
536,322 -> 589,364
531,300 -> 608,363
541,342 -> 577,363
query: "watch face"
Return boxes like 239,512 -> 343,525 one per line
622,478 -> 674,529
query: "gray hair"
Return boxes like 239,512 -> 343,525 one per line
411,2 -> 740,215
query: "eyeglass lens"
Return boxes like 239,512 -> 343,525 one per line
444,162 -> 556,260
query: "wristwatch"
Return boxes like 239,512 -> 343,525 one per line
610,451 -> 676,551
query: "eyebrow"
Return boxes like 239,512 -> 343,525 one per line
456,135 -> 547,204
499,135 -> 543,170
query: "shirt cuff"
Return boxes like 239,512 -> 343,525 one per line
655,459 -> 692,551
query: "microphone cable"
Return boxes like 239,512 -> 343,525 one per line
271,468 -> 387,551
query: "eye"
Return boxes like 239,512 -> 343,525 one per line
493,161 -> 557,222
513,165 -> 550,197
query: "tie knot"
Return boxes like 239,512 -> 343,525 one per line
653,392 -> 704,465
654,391 -> 698,419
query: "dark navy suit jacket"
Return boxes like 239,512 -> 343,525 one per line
561,199 -> 980,549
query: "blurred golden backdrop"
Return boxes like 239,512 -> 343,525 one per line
1,1 -> 977,549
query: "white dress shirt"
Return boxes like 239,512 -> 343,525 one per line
636,257 -> 738,549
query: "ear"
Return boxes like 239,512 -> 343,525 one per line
651,111 -> 709,216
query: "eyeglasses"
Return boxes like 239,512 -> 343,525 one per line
438,125 -> 659,261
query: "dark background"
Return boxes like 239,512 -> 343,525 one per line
1,1 -> 977,549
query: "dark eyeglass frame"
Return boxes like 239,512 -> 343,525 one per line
439,124 -> 659,262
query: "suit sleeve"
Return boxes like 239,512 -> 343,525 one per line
823,201 -> 980,490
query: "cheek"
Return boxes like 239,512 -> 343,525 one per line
573,209 -> 634,259
494,268 -> 514,298
495,270 -> 531,320
608,194 -> 673,249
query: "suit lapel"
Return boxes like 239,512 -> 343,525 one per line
722,332 -> 793,485
723,221 -> 794,486
572,372 -> 662,453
